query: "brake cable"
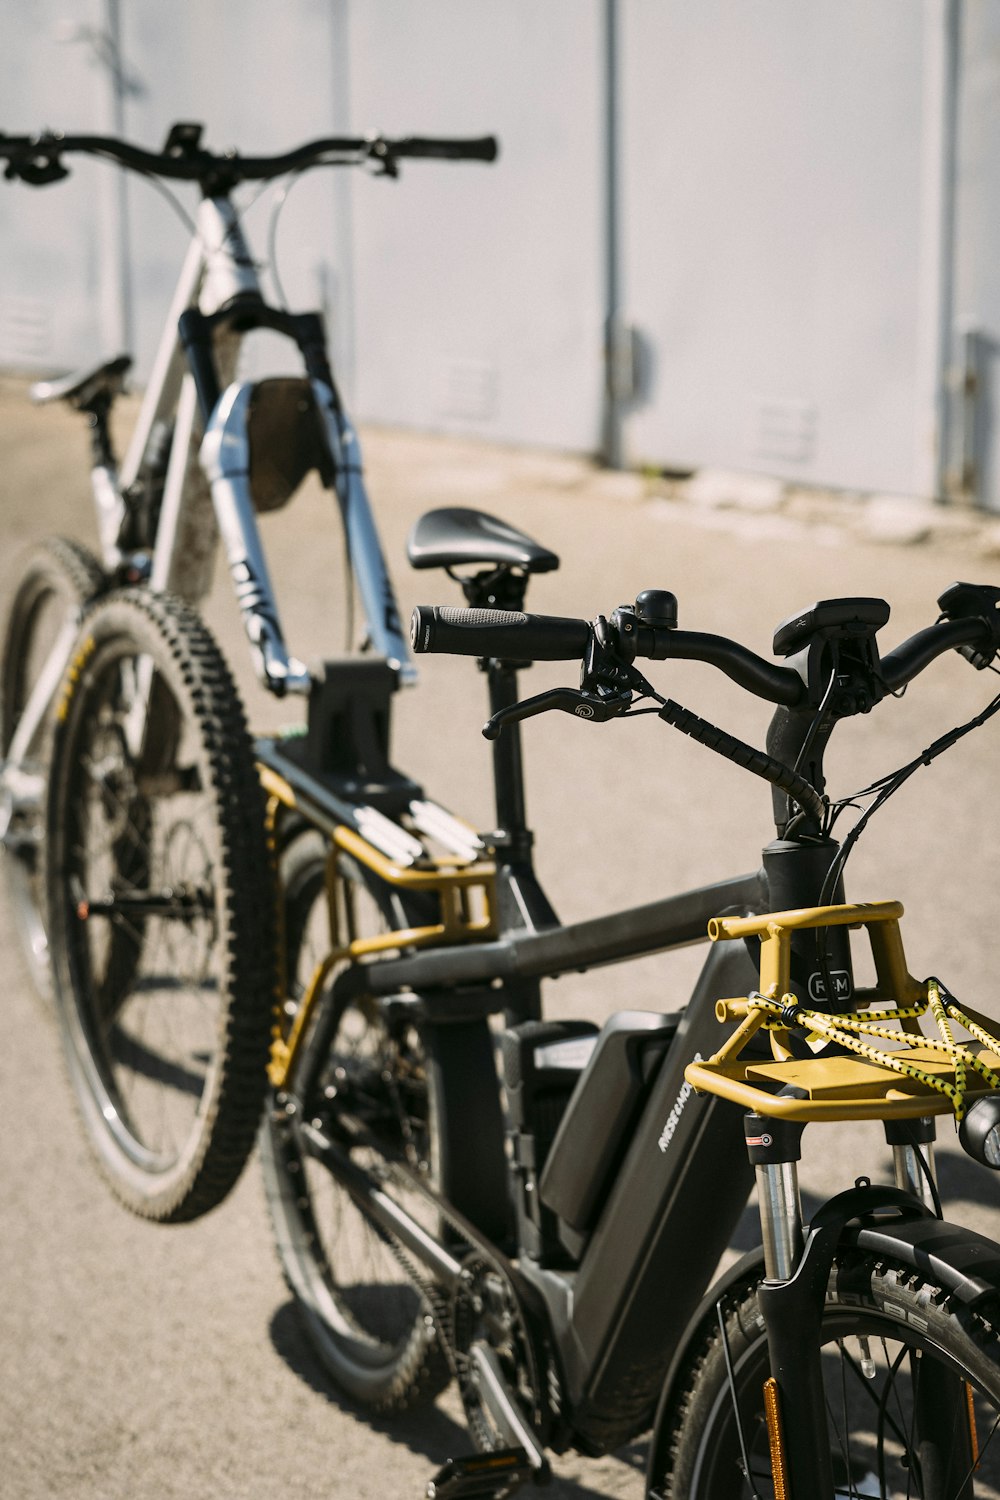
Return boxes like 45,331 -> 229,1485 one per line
819,678 -> 1000,905
618,660 -> 827,826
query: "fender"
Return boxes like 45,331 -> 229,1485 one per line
646,1179 -> 1000,1488
849,1212 -> 1000,1308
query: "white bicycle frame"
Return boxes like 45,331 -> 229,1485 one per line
2,194 -> 418,827
125,195 -> 415,693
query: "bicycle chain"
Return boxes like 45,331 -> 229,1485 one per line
378,1148 -> 554,1447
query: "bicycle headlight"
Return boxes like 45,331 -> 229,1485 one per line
959,1095 -> 1000,1168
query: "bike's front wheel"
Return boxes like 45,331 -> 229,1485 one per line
652,1248 -> 1000,1498
45,589 -> 275,1221
1,535 -> 104,997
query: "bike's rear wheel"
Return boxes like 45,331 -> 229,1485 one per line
46,589 -> 275,1221
652,1249 -> 1000,1498
1,536 -> 104,996
260,831 -> 451,1411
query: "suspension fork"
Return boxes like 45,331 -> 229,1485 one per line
744,1112 -> 837,1499
747,1115 -> 974,1500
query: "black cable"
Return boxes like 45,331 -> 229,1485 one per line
821,686 -> 1000,908
913,1143 -> 944,1220
791,655 -> 838,782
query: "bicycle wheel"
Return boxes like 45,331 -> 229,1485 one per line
1,536 -> 104,997
46,588 -> 275,1222
260,829 -> 451,1411
652,1249 -> 1000,1498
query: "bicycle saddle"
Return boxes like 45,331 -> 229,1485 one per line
30,353 -> 132,409
407,507 -> 560,574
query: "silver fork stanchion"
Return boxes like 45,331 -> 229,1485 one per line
885,1115 -> 939,1209
746,1112 -> 836,1500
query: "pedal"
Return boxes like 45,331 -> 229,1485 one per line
425,1448 -> 536,1499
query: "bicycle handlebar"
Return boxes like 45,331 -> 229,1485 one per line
880,617 -> 990,691
410,600 -> 998,707
411,594 -> 999,827
411,604 -> 806,704
0,127 -> 498,190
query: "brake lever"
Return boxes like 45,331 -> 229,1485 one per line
482,687 -> 631,741
937,581 -> 1000,669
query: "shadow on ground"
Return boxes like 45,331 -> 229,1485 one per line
270,1301 -> 647,1498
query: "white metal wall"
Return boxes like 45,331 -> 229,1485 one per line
952,0 -> 1000,508
3,2 -> 994,504
1,0 -> 117,370
618,0 -> 944,496
341,2 -> 605,452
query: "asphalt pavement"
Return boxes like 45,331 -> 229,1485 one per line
3,378 -> 1000,1499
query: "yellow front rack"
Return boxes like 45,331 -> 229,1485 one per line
686,903 -> 1000,1123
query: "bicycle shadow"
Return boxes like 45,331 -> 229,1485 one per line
268,1301 -> 646,1498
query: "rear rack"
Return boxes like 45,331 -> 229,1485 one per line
258,756 -> 497,1089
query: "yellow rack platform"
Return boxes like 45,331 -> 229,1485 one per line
685,902 -> 1000,1123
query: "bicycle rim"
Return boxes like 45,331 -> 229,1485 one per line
261,834 -> 450,1409
47,590 -> 274,1220
655,1255 -> 1000,1498
1,536 -> 104,996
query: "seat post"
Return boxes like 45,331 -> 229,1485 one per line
403,506 -> 563,945
487,658 -> 530,855
485,655 -> 558,968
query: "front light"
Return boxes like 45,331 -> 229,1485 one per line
959,1095 -> 1000,1168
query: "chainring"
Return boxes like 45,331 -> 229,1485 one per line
451,1254 -> 548,1453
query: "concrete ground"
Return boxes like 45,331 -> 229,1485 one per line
2,376 -> 1000,1499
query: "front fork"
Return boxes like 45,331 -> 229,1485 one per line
197,376 -> 414,698
747,1112 -> 943,1499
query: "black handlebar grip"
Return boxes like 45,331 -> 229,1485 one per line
410,606 -> 590,660
396,136 -> 498,162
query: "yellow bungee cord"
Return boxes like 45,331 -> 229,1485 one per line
746,980 -> 1000,1122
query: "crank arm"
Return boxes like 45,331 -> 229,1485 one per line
469,1343 -> 551,1479
76,886 -> 213,920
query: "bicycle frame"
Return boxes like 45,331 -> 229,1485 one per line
274,777 -> 1000,1495
2,191 -> 422,831
129,195 -> 414,687
263,724 -> 851,1449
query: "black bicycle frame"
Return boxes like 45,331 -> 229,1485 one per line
300,814 -> 855,1457
267,629 -> 874,1459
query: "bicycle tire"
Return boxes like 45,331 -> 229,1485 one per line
260,829 -> 451,1411
45,588 -> 275,1221
1,535 -> 105,997
651,1248 -> 1000,1498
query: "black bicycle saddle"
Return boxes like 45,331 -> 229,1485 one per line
30,353 -> 132,409
407,506 -> 560,574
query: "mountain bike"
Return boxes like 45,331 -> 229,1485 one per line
0,123 -> 496,1221
256,541 -> 1000,1498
